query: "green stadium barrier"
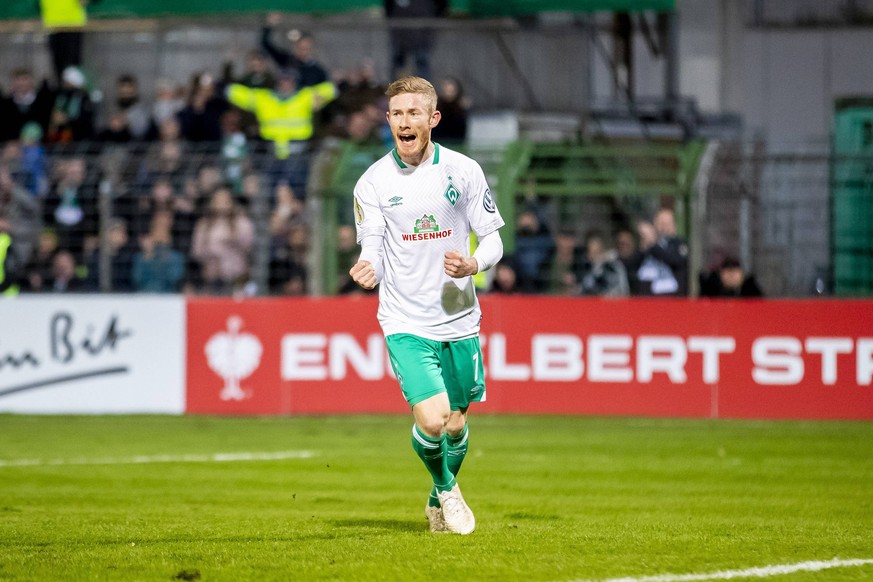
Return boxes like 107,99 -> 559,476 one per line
832,98 -> 873,297
314,138 -> 704,295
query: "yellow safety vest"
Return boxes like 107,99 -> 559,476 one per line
0,233 -> 19,297
227,82 -> 337,159
40,0 -> 88,29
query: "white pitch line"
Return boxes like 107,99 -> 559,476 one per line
578,558 -> 873,582
0,450 -> 317,468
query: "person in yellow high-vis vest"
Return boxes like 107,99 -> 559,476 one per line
0,232 -> 21,297
227,70 -> 336,197
227,71 -> 336,159
40,0 -> 89,86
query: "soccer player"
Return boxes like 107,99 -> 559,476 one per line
349,76 -> 504,535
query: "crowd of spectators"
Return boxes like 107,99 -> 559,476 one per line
0,11 -> 475,297
484,206 -> 677,297
0,12 -> 761,299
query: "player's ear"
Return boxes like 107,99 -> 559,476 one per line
430,109 -> 441,128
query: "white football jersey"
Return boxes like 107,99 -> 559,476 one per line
354,143 -> 505,341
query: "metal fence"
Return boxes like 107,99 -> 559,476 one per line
3,139 -> 869,298
1,140 -> 305,296
696,142 -> 838,298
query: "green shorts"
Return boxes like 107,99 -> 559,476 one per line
385,333 -> 486,410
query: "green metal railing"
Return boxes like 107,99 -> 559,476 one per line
501,140 -> 705,252
314,138 -> 705,294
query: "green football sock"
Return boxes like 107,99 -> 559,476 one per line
411,424 -> 456,493
429,423 -> 468,507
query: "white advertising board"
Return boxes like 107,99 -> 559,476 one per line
0,296 -> 185,414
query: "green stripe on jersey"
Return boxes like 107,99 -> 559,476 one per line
391,148 -> 407,169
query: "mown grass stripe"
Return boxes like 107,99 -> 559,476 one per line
0,450 -> 317,467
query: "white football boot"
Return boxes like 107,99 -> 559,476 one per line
437,484 -> 475,535
425,503 -> 449,533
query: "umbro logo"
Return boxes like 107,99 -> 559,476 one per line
388,196 -> 403,207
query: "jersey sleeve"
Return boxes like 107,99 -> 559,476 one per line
353,174 -> 386,244
464,161 -> 505,237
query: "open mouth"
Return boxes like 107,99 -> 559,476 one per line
398,134 -> 416,144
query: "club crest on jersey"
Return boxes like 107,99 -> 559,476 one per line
444,175 -> 460,207
402,213 -> 453,241
483,188 -> 496,213
414,214 -> 439,233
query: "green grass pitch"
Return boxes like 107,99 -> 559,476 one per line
1,414 -> 872,581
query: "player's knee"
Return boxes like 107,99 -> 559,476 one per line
418,415 -> 448,439
446,415 -> 466,438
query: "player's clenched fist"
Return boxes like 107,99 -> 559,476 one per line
444,250 -> 479,278
349,260 -> 377,289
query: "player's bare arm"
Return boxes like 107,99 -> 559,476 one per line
350,260 -> 377,289
444,250 -> 478,278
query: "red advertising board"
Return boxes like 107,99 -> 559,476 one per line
186,297 -> 873,419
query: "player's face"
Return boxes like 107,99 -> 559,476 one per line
387,92 -> 440,165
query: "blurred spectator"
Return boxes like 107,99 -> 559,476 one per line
97,110 -> 134,143
0,69 -> 54,143
42,156 -> 98,259
132,220 -> 185,293
47,249 -> 84,293
151,78 -> 185,127
133,177 -> 193,238
41,0 -> 87,86
84,217 -> 136,292
155,188 -> 196,264
514,208 -> 554,292
431,77 -> 468,144
336,224 -> 364,294
635,219 -> 676,296
188,163 -> 224,214
700,256 -> 764,298
46,66 -> 95,143
344,108 -> 383,146
546,228 -> 583,295
148,208 -> 192,259
136,117 -> 186,189
227,70 -> 336,196
222,50 -> 275,139
23,229 -> 59,292
239,172 -> 262,210
191,187 -> 254,294
489,256 -> 520,294
614,227 -> 642,294
328,59 -> 385,121
178,72 -> 227,143
3,130 -> 48,198
229,49 -> 276,90
366,100 -> 394,148
0,163 -> 42,266
114,74 -> 154,141
578,230 -> 629,297
269,182 -> 304,239
636,209 -> 689,296
227,69 -> 336,157
261,13 -> 329,88
219,109 -> 250,192
269,222 -> 308,295
0,222 -> 21,296
385,0 -> 448,80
